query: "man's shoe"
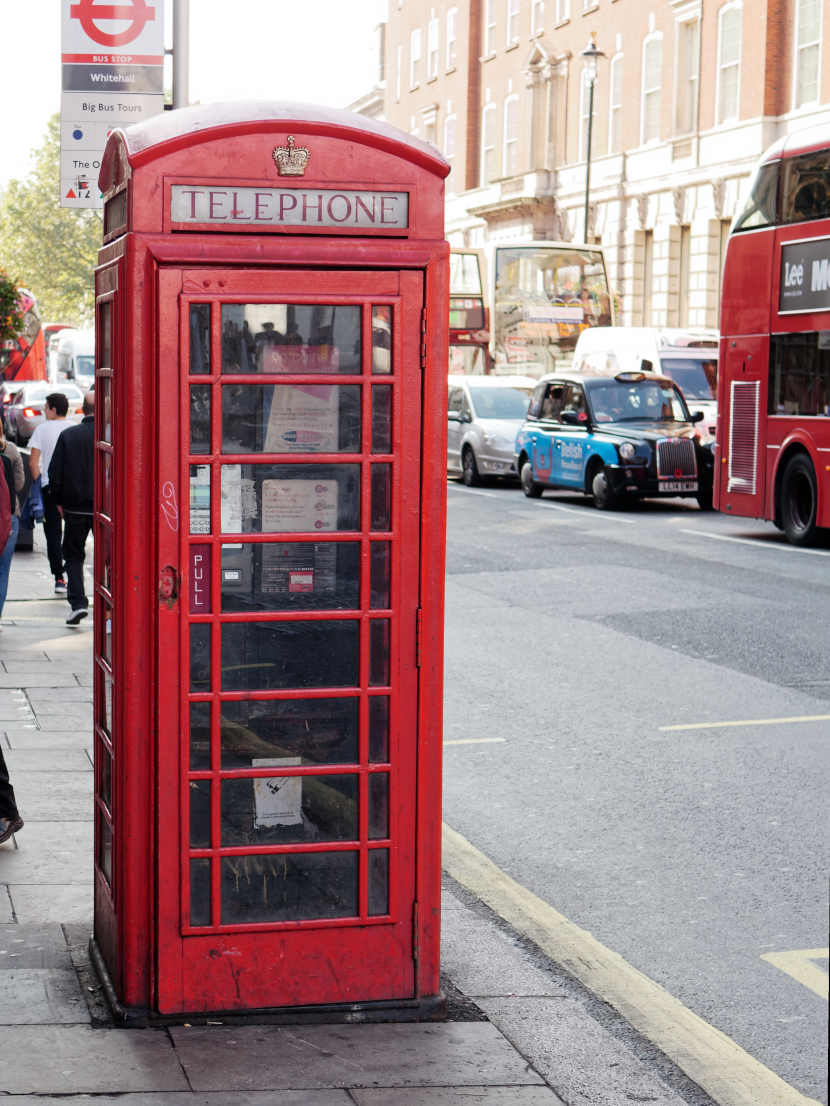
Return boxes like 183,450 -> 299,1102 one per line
55,578 -> 66,593
66,608 -> 88,626
0,817 -> 23,845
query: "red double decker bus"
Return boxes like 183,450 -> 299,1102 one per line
717,126 -> 830,546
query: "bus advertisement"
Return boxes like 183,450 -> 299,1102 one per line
449,248 -> 490,375
717,126 -> 830,546
0,289 -> 47,383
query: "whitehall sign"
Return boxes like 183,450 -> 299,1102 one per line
170,186 -> 410,230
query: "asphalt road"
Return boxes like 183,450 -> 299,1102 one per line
442,480 -> 829,1104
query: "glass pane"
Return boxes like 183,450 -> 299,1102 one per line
190,623 -> 211,691
190,465 -> 210,534
220,463 -> 360,533
99,814 -> 112,885
101,598 -> 112,665
221,772 -> 358,845
368,848 -> 389,915
371,386 -> 392,452
221,620 -> 359,691
221,542 -> 359,612
372,306 -> 392,374
190,858 -> 211,926
100,450 -> 112,518
98,376 -> 112,443
190,385 -> 211,455
221,850 -> 358,924
368,773 -> 389,839
369,543 -> 390,608
190,702 -> 211,770
189,779 -> 211,848
101,669 -> 112,736
190,304 -> 211,374
369,619 -> 390,687
99,523 -> 112,593
222,385 -> 360,454
99,302 -> 111,368
370,464 -> 391,530
99,739 -> 112,810
220,697 -> 359,768
368,696 -> 389,762
221,304 -> 361,374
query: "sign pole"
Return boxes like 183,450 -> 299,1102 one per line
172,0 -> 189,109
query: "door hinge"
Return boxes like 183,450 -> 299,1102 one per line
412,900 -> 419,962
420,309 -> 427,369
415,607 -> 422,667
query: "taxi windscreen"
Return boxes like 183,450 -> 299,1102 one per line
588,381 -> 689,423
659,358 -> 717,401
469,387 -> 532,419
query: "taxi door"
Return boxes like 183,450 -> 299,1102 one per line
552,383 -> 589,488
155,266 -> 422,1015
532,382 -> 564,485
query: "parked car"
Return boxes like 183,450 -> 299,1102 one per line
572,327 -> 719,439
448,374 -> 536,484
5,382 -> 85,446
514,369 -> 716,510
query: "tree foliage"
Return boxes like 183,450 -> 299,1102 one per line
0,114 -> 102,326
0,271 -> 24,343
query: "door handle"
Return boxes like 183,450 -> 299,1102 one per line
158,565 -> 179,610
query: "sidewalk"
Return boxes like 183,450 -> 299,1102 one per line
0,535 -> 708,1106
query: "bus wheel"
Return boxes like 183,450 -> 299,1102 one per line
520,461 -> 543,498
780,454 -> 819,546
592,466 -> 619,511
462,447 -> 481,487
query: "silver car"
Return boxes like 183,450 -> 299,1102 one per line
447,375 -> 536,485
5,382 -> 85,446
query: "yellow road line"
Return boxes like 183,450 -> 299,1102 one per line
442,822 -> 820,1106
660,715 -> 830,731
443,738 -> 506,746
761,950 -> 829,1000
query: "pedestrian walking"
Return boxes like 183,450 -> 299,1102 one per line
0,448 -> 19,844
0,427 -> 26,628
28,393 -> 71,593
47,392 -> 94,627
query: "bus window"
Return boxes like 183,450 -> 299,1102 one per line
782,150 -> 830,225
732,161 -> 780,232
449,253 -> 482,295
493,246 -> 611,377
769,333 -> 830,417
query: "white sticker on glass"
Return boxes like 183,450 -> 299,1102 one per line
251,757 -> 303,828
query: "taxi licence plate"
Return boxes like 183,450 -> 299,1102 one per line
660,480 -> 698,492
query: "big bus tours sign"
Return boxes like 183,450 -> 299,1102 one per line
779,237 -> 830,314
60,0 -> 165,209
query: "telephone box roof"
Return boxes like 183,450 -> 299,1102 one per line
105,100 -> 449,185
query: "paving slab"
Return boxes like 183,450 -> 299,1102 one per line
5,730 -> 96,749
0,822 -> 92,883
26,686 -> 94,702
171,1024 -> 545,1092
11,771 -> 93,819
28,699 -> 93,716
351,1090 -> 564,1105
4,749 -> 92,772
35,713 -> 94,732
0,675 -> 82,688
0,922 -> 75,967
7,884 -> 93,924
0,886 -> 14,922
1,1095 -> 351,1106
0,1025 -> 189,1093
0,968 -> 90,1024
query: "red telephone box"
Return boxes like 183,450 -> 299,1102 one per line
89,104 -> 449,1025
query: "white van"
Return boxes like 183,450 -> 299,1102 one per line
56,329 -> 95,390
572,327 -> 719,437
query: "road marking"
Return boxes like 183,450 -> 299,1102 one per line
442,822 -> 820,1106
534,501 -> 635,523
660,715 -> 830,731
447,486 -> 502,499
761,949 -> 829,1000
443,738 -> 506,746
679,528 -> 830,557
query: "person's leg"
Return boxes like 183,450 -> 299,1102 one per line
0,744 -> 20,827
41,486 -> 64,581
63,514 -> 92,611
0,515 -> 20,620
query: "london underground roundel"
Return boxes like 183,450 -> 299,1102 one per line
69,0 -> 156,48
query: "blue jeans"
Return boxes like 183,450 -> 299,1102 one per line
0,516 -> 20,620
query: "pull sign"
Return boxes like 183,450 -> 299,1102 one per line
158,565 -> 178,609
415,607 -> 422,668
420,309 -> 427,369
189,544 -> 212,614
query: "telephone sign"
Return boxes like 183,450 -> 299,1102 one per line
88,103 -> 450,1025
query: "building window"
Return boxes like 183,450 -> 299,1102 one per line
554,0 -> 566,22
679,225 -> 691,327
795,0 -> 822,108
447,7 -> 458,67
396,44 -> 402,99
376,23 -> 386,84
410,29 -> 421,87
504,96 -> 519,176
609,54 -> 623,154
485,0 -> 497,54
674,18 -> 700,135
428,19 -> 439,79
642,35 -> 663,144
507,0 -> 520,43
717,4 -> 741,124
643,228 -> 654,324
533,0 -> 545,32
444,115 -> 457,191
482,104 -> 497,185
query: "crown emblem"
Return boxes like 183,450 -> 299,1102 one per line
272,135 -> 310,177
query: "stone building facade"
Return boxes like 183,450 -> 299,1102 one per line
352,0 -> 830,326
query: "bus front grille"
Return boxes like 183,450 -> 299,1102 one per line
656,438 -> 697,479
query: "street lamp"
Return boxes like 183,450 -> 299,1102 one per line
579,33 -> 606,243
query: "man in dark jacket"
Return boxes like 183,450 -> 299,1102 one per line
48,392 -> 94,626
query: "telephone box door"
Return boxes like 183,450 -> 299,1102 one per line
155,267 -> 423,1014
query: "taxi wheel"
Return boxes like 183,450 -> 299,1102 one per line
780,453 -> 819,546
462,447 -> 482,487
591,466 -> 619,511
520,461 -> 543,498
